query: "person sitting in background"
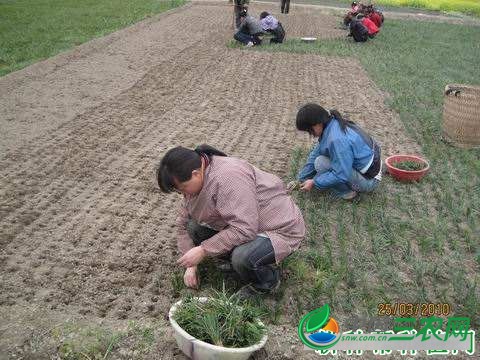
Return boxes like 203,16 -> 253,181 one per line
344,1 -> 363,27
366,6 -> 384,28
357,13 -> 379,38
234,9 -> 264,47
259,11 -> 285,44
234,0 -> 250,29
347,17 -> 369,42
351,1 -> 361,13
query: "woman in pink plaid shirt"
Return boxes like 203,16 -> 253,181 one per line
157,145 -> 305,298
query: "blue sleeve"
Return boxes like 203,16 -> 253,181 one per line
313,139 -> 353,189
297,142 -> 322,182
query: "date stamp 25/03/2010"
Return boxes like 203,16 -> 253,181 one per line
377,303 -> 451,317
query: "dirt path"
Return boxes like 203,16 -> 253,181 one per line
0,2 -> 419,359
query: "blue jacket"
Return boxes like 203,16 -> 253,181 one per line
297,119 -> 374,189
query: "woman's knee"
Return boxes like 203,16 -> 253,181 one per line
314,155 -> 331,173
231,246 -> 251,272
231,239 -> 275,273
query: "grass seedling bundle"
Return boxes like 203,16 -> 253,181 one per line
394,160 -> 426,171
173,290 -> 266,348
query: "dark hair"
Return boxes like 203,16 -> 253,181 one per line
260,11 -> 269,19
295,103 -> 354,134
240,8 -> 248,17
157,144 -> 227,193
344,13 -> 354,26
351,1 -> 358,6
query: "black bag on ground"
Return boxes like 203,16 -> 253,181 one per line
349,19 -> 369,42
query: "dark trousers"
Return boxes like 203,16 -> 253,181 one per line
233,30 -> 262,45
281,0 -> 290,14
269,22 -> 285,43
187,220 -> 279,291
234,4 -> 243,28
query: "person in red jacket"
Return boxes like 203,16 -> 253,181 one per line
367,10 -> 383,27
358,14 -> 379,38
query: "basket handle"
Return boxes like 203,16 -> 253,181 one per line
444,85 -> 462,97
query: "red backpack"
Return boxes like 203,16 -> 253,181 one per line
368,12 -> 383,27
362,17 -> 379,36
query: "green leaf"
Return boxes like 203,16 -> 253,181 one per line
305,304 -> 330,333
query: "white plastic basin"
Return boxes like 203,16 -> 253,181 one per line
168,297 -> 268,360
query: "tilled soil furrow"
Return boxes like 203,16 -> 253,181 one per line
0,43 -> 227,239
1,46 -> 420,319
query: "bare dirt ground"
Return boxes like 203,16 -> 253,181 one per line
1,1 -> 422,359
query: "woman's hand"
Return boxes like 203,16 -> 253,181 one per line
300,179 -> 315,192
184,266 -> 199,289
286,180 -> 300,193
177,246 -> 206,268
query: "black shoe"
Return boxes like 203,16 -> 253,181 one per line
214,259 -> 235,273
235,279 -> 281,301
235,284 -> 267,301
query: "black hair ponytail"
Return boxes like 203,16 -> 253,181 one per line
194,144 -> 227,157
296,104 -> 356,134
329,109 -> 355,131
296,103 -> 330,132
157,145 -> 227,193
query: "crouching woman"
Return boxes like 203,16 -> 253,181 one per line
260,11 -> 285,44
295,103 -> 382,200
157,145 -> 305,297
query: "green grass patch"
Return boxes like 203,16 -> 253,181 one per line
50,320 -> 160,359
284,0 -> 480,16
0,0 -> 187,77
375,0 -> 480,17
52,322 -> 124,360
233,19 -> 480,328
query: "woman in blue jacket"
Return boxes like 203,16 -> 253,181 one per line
295,103 -> 381,200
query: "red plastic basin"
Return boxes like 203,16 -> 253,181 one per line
385,155 -> 430,182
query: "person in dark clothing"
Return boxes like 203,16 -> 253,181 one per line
348,19 -> 368,42
234,9 -> 264,46
260,12 -> 285,44
281,0 -> 290,14
234,0 -> 249,29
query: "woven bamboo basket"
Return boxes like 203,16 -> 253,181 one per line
443,84 -> 480,148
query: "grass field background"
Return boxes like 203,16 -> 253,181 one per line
240,19 -> 480,329
374,0 -> 480,16
0,0 -> 187,77
285,0 -> 480,16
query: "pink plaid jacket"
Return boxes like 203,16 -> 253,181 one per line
176,156 -> 305,263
